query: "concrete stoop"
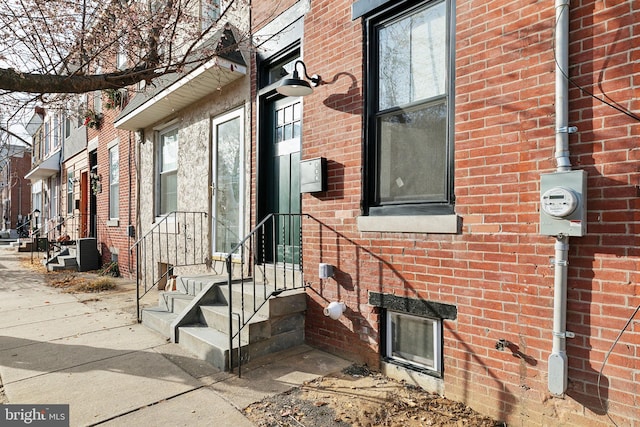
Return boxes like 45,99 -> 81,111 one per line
141,273 -> 307,371
46,247 -> 78,272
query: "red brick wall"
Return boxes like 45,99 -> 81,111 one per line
274,0 -> 640,425
8,153 -> 32,227
89,102 -> 137,278
251,0 -> 297,32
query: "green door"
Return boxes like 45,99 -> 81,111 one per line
267,97 -> 301,264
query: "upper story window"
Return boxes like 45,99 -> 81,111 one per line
44,121 -> 51,156
364,0 -> 454,216
201,0 -> 221,32
65,116 -> 71,138
67,169 -> 74,214
94,91 -> 103,115
157,127 -> 178,216
116,41 -> 127,71
109,144 -> 120,220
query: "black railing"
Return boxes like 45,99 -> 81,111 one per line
16,219 -> 31,238
25,213 -> 86,261
131,211 -> 208,321
226,213 -> 308,375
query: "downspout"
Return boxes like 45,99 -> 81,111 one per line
548,0 -> 571,396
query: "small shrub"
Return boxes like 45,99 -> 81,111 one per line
74,277 -> 116,293
99,261 -> 120,277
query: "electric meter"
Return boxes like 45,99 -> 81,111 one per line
541,187 -> 578,218
540,170 -> 587,237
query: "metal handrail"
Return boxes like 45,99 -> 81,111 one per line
226,213 -> 308,374
132,211 -> 209,321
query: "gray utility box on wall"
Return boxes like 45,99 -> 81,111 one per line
540,170 -> 587,237
300,157 -> 326,193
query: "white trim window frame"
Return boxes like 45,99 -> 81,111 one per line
156,126 -> 179,217
211,107 -> 244,258
67,169 -> 74,214
201,0 -> 221,32
108,144 -> 120,220
386,310 -> 442,374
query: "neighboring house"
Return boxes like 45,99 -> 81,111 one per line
62,88 -> 137,276
25,107 -> 63,239
109,0 -> 637,426
0,142 -> 31,237
115,9 -> 250,284
60,95 -> 90,243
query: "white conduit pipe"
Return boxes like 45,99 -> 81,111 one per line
549,236 -> 570,395
548,0 -> 571,396
555,0 -> 571,172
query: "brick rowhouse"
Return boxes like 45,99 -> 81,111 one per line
249,0 -> 640,425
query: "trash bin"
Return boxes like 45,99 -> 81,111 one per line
76,238 -> 100,272
37,237 -> 49,252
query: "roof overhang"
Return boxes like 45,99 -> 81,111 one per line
25,150 -> 61,180
114,56 -> 246,131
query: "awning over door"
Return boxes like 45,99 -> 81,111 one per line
114,28 -> 246,131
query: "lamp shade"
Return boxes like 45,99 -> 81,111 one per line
276,77 -> 314,97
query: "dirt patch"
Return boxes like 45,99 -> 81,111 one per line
20,257 -> 119,294
245,366 -> 503,427
48,274 -> 117,293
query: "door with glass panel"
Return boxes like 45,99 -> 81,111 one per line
211,109 -> 244,256
267,97 -> 301,264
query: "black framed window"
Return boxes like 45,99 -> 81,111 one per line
365,0 -> 454,216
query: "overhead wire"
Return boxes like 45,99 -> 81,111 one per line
597,303 -> 640,427
552,3 -> 639,426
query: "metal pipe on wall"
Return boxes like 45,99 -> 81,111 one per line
548,0 -> 571,396
555,0 -> 571,173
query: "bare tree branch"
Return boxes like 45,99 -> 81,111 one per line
0,125 -> 32,147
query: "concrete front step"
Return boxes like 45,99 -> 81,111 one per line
159,292 -> 194,313
141,273 -> 307,372
200,304 -> 270,343
176,275 -> 227,296
48,255 -> 79,272
141,307 -> 179,337
46,247 -> 79,272
179,324 -> 305,370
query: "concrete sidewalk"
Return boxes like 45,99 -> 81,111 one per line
0,248 -> 351,426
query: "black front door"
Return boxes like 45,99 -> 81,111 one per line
263,97 -> 302,264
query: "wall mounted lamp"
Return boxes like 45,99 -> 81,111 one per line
276,60 -> 322,97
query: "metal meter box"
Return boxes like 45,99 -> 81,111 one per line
540,170 -> 587,237
300,157 -> 327,193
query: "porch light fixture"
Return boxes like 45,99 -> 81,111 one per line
276,60 -> 321,97
33,209 -> 40,219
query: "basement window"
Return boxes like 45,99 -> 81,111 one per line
385,311 -> 442,374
